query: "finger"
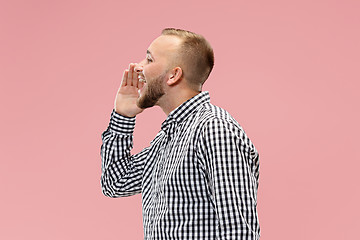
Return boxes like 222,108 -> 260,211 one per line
132,63 -> 139,87
127,63 -> 134,86
130,63 -> 137,86
121,69 -> 129,87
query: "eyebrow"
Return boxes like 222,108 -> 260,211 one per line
147,50 -> 155,60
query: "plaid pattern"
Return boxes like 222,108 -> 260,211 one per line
100,91 -> 260,239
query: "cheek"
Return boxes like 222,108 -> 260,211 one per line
143,64 -> 164,79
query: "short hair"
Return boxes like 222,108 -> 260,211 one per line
161,28 -> 214,88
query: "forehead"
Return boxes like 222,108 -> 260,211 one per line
148,35 -> 182,58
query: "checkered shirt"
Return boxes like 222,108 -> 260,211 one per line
100,91 -> 260,239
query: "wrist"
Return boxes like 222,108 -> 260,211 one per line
114,109 -> 136,118
109,109 -> 136,134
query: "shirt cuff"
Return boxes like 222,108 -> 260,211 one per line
109,109 -> 136,135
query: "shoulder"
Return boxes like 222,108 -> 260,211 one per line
195,102 -> 244,135
195,103 -> 258,152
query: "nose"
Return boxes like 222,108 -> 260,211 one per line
134,61 -> 144,73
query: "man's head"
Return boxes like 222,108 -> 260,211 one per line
160,28 -> 214,88
135,28 -> 214,109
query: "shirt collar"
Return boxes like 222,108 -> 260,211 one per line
161,91 -> 210,133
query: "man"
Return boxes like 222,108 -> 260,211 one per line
100,28 -> 260,239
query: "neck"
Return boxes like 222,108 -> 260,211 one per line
158,88 -> 201,116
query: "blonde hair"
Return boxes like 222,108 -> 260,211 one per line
161,28 -> 214,88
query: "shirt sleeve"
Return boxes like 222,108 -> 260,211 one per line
198,117 -> 260,240
100,109 -> 149,198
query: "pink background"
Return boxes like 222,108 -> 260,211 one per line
1,0 -> 359,239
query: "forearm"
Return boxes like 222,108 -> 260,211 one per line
100,109 -> 144,197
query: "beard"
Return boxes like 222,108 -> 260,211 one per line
136,72 -> 166,109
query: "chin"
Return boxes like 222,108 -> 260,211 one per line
136,96 -> 152,109
136,98 -> 145,109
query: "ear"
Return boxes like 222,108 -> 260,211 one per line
166,67 -> 183,86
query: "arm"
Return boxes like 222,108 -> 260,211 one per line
100,63 -> 147,197
100,110 -> 149,197
198,117 -> 260,239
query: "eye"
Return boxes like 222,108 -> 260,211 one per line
146,57 -> 153,63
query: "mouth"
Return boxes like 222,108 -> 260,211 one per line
137,75 -> 147,96
138,75 -> 146,83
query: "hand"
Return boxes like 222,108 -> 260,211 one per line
114,63 -> 145,117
